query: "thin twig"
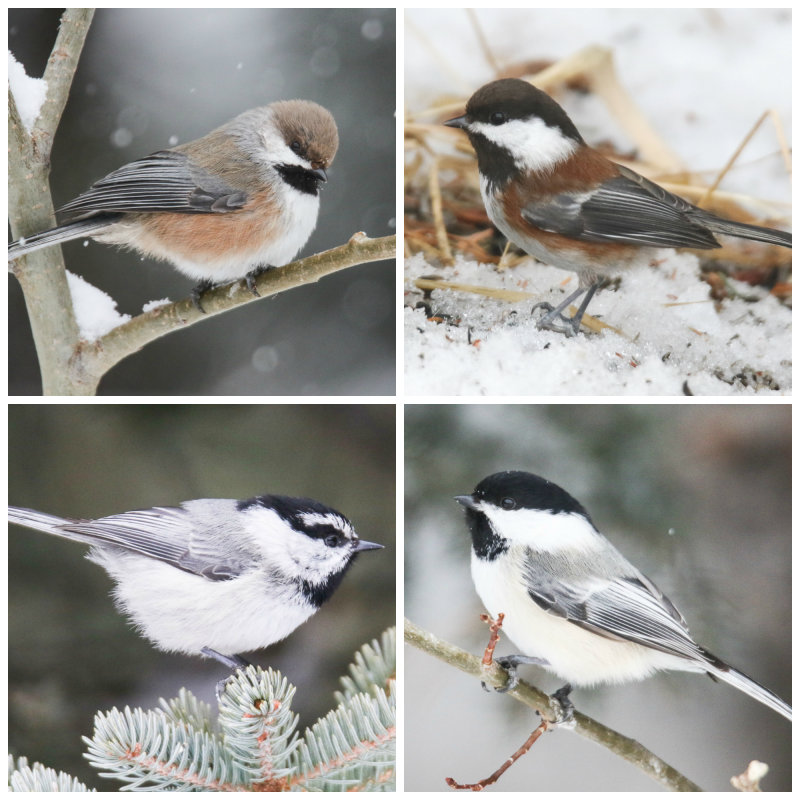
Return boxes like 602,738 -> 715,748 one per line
768,110 -> 791,174
404,618 -> 702,792
697,110 -> 770,207
466,10 -> 500,75
448,613 -> 553,789
446,718 -> 550,791
428,156 -> 454,265
479,613 -> 504,667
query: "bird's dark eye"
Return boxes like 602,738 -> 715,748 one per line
290,140 -> 303,154
501,497 -> 516,510
490,111 -> 507,126
325,534 -> 341,547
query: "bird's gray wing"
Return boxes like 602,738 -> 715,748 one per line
524,558 -> 705,662
60,506 -> 249,581
520,164 -> 720,249
58,151 -> 248,220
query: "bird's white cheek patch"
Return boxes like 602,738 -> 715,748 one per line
469,118 -> 577,173
258,125 -> 311,172
479,506 -> 602,554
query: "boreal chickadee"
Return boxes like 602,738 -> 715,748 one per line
455,471 -> 790,720
8,101 -> 339,310
445,79 -> 792,336
8,494 -> 381,667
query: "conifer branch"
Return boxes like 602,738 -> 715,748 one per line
7,756 -> 94,793
9,628 -> 396,792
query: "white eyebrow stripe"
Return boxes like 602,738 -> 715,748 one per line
299,512 -> 355,537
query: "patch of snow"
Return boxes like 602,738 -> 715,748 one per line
404,253 -> 790,396
142,298 -> 172,313
8,51 -> 47,132
67,271 -> 131,342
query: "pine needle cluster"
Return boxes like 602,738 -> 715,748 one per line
8,628 -> 396,792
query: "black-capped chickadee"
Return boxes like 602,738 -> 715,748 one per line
8,101 -> 339,308
445,79 -> 792,336
455,471 -> 791,720
8,494 -> 381,666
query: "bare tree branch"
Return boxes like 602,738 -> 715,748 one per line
404,618 -> 702,792
34,8 -> 95,157
8,10 -> 95,395
72,232 -> 396,393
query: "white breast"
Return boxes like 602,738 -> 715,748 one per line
470,551 -> 692,686
91,549 -> 316,655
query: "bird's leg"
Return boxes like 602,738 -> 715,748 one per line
532,283 -> 599,336
201,647 -> 252,702
191,279 -> 216,313
202,647 -> 251,670
245,264 -> 276,296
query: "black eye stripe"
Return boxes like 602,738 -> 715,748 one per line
237,494 -> 354,538
301,523 -> 349,542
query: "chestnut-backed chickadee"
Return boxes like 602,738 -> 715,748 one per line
9,100 -> 339,309
445,79 -> 791,336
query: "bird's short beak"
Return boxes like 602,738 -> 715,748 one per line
444,114 -> 469,130
354,539 -> 383,552
312,167 -> 328,182
454,494 -> 478,510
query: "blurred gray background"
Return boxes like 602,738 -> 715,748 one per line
405,404 -> 790,791
9,9 -> 395,395
9,404 -> 395,789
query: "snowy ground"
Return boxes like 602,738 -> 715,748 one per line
405,253 -> 790,396
404,9 -> 791,397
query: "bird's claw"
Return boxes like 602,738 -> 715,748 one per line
191,279 -> 215,313
201,647 -> 252,703
547,683 -> 575,725
245,264 -> 275,297
531,302 -> 579,337
494,657 -> 521,693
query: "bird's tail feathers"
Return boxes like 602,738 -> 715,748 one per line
700,216 -> 791,249
8,506 -> 92,546
8,218 -> 113,260
703,652 -> 791,720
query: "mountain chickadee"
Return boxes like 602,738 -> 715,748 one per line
8,494 -> 382,666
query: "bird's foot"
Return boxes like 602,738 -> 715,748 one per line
201,647 -> 252,702
531,283 -> 599,337
245,264 -> 275,296
546,683 -> 575,725
191,279 -> 216,313
531,302 -> 581,337
483,654 -> 549,694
